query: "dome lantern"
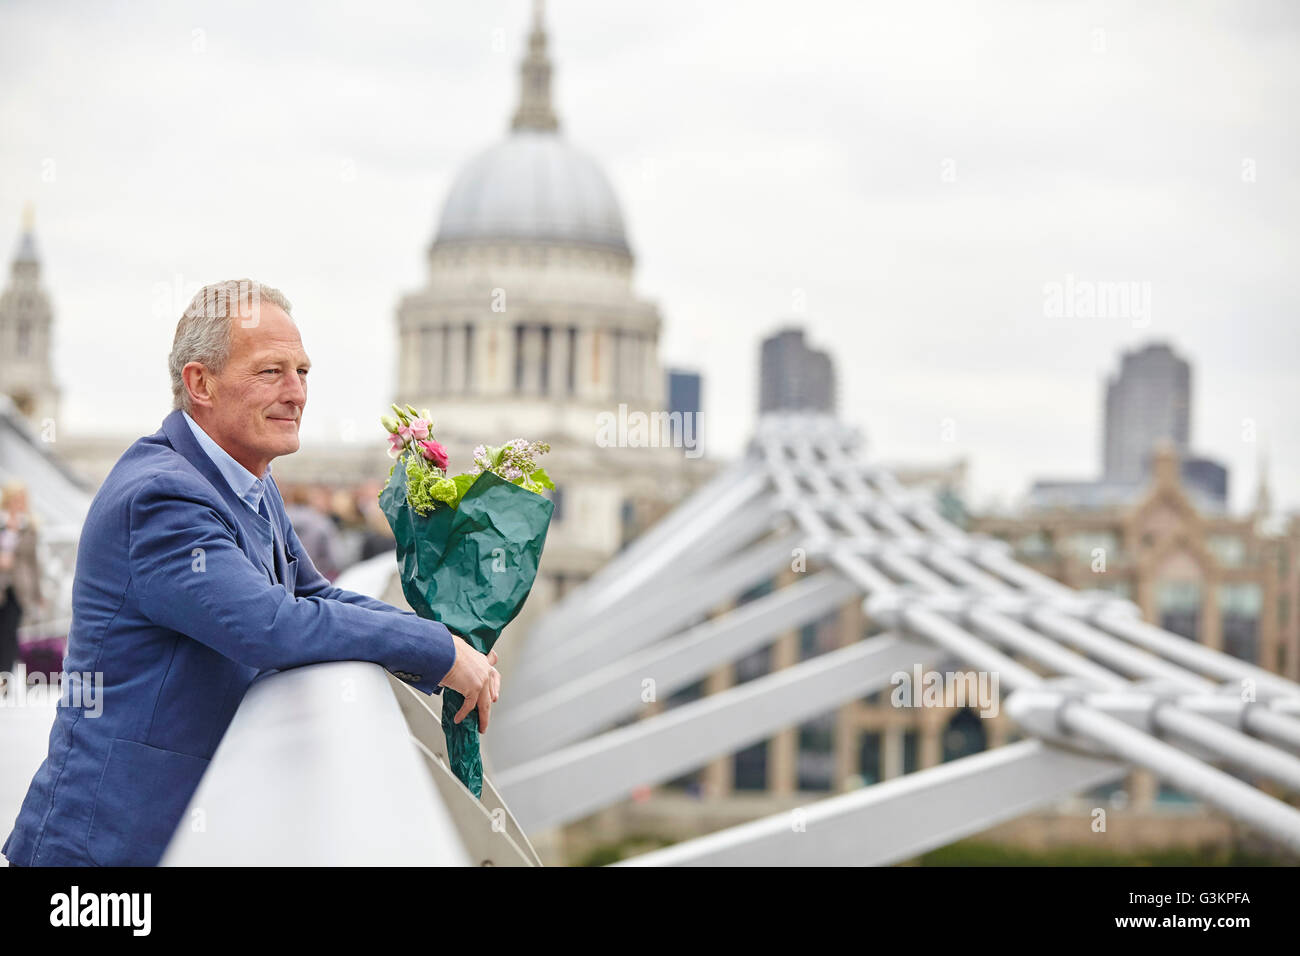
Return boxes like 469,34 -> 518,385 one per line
432,0 -> 631,255
511,0 -> 559,133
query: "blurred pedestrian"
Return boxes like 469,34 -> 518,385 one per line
0,481 -> 43,689
284,484 -> 344,580
356,486 -> 397,561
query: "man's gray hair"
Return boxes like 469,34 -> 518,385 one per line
168,279 -> 293,412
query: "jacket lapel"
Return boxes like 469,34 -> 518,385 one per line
159,409 -> 278,584
263,477 -> 293,587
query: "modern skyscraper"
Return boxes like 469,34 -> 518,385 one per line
1103,343 -> 1190,482
1027,341 -> 1227,512
758,327 -> 836,415
666,368 -> 701,448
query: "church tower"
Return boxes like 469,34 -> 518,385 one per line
0,205 -> 60,431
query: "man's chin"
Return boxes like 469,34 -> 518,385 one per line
267,433 -> 300,459
264,419 -> 301,457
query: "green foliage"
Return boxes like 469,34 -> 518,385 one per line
403,453 -> 449,516
574,834 -> 676,867
914,838 -> 1293,867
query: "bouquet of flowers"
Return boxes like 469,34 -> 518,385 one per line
378,404 -> 554,797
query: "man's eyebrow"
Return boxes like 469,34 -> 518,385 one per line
251,352 -> 312,368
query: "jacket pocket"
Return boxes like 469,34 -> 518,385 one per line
85,737 -> 209,866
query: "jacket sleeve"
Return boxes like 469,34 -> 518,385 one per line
127,473 -> 456,696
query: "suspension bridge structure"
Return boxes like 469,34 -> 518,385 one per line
485,414 -> 1300,864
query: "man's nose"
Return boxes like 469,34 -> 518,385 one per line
282,373 -> 307,406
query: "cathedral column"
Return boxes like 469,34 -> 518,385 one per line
446,324 -> 466,392
581,328 -> 612,401
642,332 -> 658,405
421,325 -> 444,394
608,329 -> 623,398
483,324 -> 504,393
463,322 -> 476,393
548,323 -> 567,397
623,331 -> 639,402
398,327 -> 418,396
626,331 -> 641,403
520,325 -> 543,394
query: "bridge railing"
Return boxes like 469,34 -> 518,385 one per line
162,551 -> 540,866
160,659 -> 540,866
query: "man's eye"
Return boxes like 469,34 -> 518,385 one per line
261,368 -> 279,375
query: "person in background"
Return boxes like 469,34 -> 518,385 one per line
330,488 -> 366,568
356,484 -> 398,561
283,484 -> 344,581
0,481 -> 44,690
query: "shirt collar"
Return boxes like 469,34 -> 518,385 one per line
181,411 -> 269,517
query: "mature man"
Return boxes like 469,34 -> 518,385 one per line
3,279 -> 498,866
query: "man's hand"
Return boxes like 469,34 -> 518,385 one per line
438,633 -> 501,732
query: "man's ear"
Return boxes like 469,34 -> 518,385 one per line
181,361 -> 217,410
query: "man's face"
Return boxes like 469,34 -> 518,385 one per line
192,302 -> 310,476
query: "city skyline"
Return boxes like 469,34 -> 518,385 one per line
2,0 -> 1296,512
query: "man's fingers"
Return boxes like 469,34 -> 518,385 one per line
487,649 -> 499,666
491,669 -> 500,702
477,687 -> 492,733
454,690 -> 477,725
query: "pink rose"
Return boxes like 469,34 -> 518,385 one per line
386,431 -> 405,457
408,418 -> 431,441
418,439 -> 449,470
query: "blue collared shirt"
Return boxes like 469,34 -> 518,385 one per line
182,411 -> 268,517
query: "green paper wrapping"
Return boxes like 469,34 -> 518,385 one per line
379,463 -> 554,797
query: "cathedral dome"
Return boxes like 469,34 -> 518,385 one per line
435,131 -> 629,253
431,0 -> 630,256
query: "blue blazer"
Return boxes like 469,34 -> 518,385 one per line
3,410 -> 455,866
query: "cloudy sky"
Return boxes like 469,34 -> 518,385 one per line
2,0 -> 1297,512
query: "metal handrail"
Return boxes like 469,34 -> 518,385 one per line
162,552 -> 539,866
161,659 -> 537,866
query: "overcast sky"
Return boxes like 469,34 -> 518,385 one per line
2,0 -> 1296,512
